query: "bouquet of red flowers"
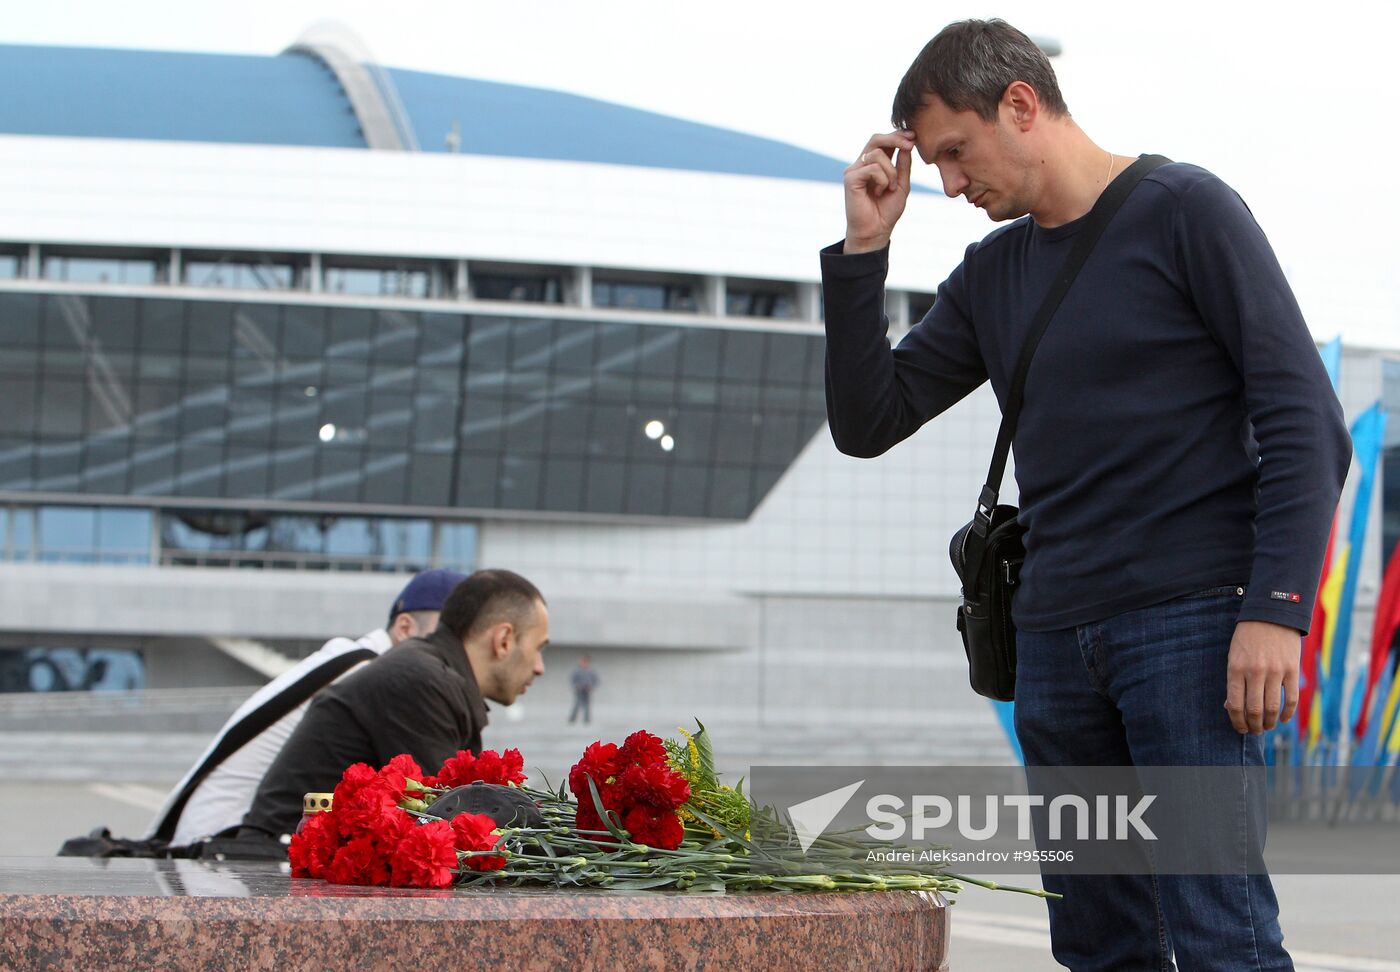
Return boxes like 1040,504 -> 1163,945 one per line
284,725 -> 1044,899
288,749 -> 521,888
568,730 -> 692,850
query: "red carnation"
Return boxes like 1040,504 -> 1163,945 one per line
430,749 -> 476,789
619,730 -> 668,767
326,835 -> 391,886
331,763 -> 379,805
568,741 -> 620,799
382,753 -> 425,787
451,812 -> 506,871
288,812 -> 338,879
622,805 -> 685,850
617,761 -> 690,811
389,820 -> 459,888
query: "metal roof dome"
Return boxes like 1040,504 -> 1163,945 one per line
0,39 -> 849,184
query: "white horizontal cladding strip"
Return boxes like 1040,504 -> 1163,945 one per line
544,589 -> 754,652
0,562 -> 753,650
0,562 -> 405,640
0,135 -> 978,292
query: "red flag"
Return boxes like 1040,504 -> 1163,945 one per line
1354,538 -> 1400,738
1298,513 -> 1338,733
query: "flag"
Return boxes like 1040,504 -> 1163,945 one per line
990,699 -> 1023,764
1353,537 -> 1400,739
1297,514 -> 1337,752
1308,544 -> 1348,750
1352,655 -> 1400,776
1295,335 -> 1341,759
1319,403 -> 1386,748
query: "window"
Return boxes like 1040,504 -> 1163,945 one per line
43,256 -> 158,285
325,265 -> 432,299
593,278 -> 697,312
0,253 -> 22,279
473,272 -> 564,303
726,280 -> 798,319
186,258 -> 295,291
36,505 -> 150,564
159,509 -> 433,571
437,522 -> 478,570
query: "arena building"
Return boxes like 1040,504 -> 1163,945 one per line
0,32 -> 1393,770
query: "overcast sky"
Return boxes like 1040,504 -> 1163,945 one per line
5,1 -> 1398,348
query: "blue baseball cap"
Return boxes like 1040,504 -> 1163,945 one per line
388,568 -> 468,625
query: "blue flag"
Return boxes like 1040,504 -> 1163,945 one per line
990,699 -> 1023,764
1322,403 -> 1387,746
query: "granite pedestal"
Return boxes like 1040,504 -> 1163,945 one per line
0,857 -> 949,971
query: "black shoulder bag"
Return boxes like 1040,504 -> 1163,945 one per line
949,155 -> 1170,702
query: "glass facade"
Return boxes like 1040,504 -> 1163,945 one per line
0,292 -> 827,520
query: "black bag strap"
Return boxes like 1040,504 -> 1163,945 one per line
152,646 -> 377,841
963,155 -> 1170,569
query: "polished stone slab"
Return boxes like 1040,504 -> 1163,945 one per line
0,857 -> 949,971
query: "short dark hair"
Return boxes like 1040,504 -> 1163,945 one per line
438,569 -> 545,640
892,19 -> 1068,130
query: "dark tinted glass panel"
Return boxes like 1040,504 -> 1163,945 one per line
0,381 -> 37,434
584,461 -> 626,513
0,292 -> 40,347
4,293 -> 825,520
625,462 -> 668,516
668,463 -> 709,517
455,452 -> 499,508
541,458 -> 585,511
90,297 -> 139,348
82,436 -> 132,493
681,329 -> 723,378
281,305 -> 327,358
708,466 -> 755,519
362,451 -> 408,505
186,302 -> 234,354
139,299 -> 184,352
406,454 -> 451,507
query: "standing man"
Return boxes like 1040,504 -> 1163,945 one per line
241,569 -> 549,840
569,654 -> 599,724
822,19 -> 1349,971
147,568 -> 466,846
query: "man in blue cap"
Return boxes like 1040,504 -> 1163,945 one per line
147,568 -> 466,846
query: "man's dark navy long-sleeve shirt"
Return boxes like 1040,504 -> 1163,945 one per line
821,162 -> 1350,632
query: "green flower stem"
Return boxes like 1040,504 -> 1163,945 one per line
946,873 -> 1059,899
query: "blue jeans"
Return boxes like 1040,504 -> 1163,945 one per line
1014,586 -> 1292,971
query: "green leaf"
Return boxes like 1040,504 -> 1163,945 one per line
585,775 -> 628,843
